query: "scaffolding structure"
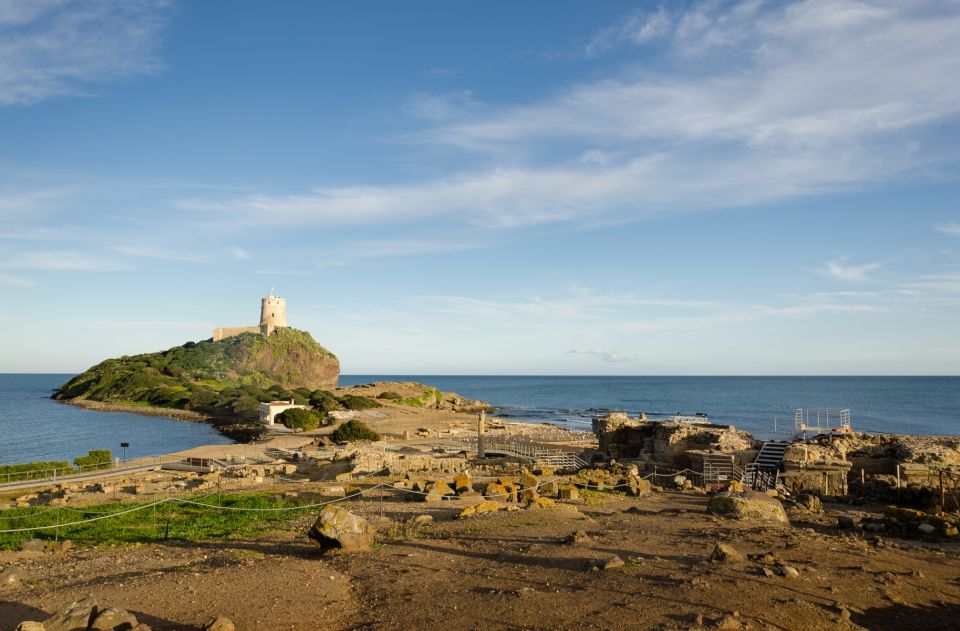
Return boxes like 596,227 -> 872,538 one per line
794,408 -> 851,439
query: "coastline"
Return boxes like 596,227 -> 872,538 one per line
59,398 -> 210,422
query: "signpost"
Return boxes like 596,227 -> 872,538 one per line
120,442 -> 130,465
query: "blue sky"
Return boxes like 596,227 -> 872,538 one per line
1,0 -> 959,375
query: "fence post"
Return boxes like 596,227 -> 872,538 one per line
941,471 -> 946,514
55,507 -> 60,543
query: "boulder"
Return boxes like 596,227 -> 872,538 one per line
16,623 -> 46,631
794,493 -> 823,513
43,596 -> 98,631
458,501 -> 506,518
484,482 -> 509,502
453,474 -> 472,494
559,485 -> 580,501
0,568 -> 24,588
709,543 -> 745,564
201,617 -> 236,631
308,506 -> 375,552
707,491 -> 789,524
424,480 -> 455,502
600,555 -> 625,570
837,515 -> 855,530
90,607 -> 139,630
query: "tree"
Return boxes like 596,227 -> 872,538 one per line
330,420 -> 381,443
277,408 -> 322,431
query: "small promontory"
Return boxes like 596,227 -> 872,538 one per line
54,328 -> 340,425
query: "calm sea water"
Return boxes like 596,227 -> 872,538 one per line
2,374 -> 957,465
0,374 -> 233,466
343,375 -> 960,439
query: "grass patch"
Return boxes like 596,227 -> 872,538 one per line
0,493 -> 315,550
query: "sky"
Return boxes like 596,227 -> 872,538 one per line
1,0 -> 959,375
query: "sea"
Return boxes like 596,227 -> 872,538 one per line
1,374 -> 958,465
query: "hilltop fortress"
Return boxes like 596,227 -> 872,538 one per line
213,292 -> 287,341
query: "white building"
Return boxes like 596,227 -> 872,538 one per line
258,399 -> 309,426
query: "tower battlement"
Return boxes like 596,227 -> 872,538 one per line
213,292 -> 288,342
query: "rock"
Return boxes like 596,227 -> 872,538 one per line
15,623 -> 46,631
0,568 -> 24,588
779,565 -> 800,579
484,482 -> 509,502
131,625 -> 152,631
308,506 -> 375,552
559,484 -> 579,501
410,514 -> 433,526
453,473 -> 472,493
837,515 -> 855,530
527,497 -> 555,509
90,607 -> 139,630
918,522 -> 936,535
709,543 -> 745,564
761,567 -> 775,578
566,529 -> 590,544
673,475 -> 687,487
601,555 -> 625,570
201,617 -> 236,631
795,493 -> 823,513
715,613 -> 743,629
424,480 -> 455,502
20,539 -> 46,553
43,596 -> 98,631
458,501 -> 506,518
707,491 -> 789,524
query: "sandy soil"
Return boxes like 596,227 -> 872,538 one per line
3,487 -> 959,630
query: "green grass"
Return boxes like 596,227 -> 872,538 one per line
0,493 -> 315,550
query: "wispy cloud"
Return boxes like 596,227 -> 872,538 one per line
568,349 -> 636,363
0,273 -> 34,287
0,250 -> 125,272
405,90 -> 477,120
180,2 -> 960,235
822,258 -> 882,282
936,222 -> 960,236
584,6 -> 672,56
111,245 -> 209,263
0,0 -> 171,106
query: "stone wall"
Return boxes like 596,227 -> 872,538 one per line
212,325 -> 261,341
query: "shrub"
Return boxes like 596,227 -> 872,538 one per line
310,390 -> 342,413
74,449 -> 112,470
338,395 -> 382,410
277,408 -> 322,431
0,461 -> 73,481
377,391 -> 403,400
330,420 -> 381,443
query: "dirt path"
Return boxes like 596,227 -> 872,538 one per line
3,490 -> 959,630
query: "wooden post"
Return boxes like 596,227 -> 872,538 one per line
940,471 -> 946,514
861,468 -> 865,485
896,465 -> 901,489
822,471 -> 828,495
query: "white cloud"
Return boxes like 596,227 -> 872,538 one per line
181,2 -> 960,234
584,6 -> 672,56
936,222 -> 960,236
405,90 -> 477,121
568,349 -> 636,363
822,258 -> 882,282
111,245 -> 209,263
0,250 -> 125,271
0,272 -> 34,287
0,0 -> 171,106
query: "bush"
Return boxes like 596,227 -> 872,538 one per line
277,408 -> 322,431
0,461 -> 73,481
338,394 -> 382,410
377,391 -> 403,400
74,449 -> 112,470
310,390 -> 342,413
330,420 -> 381,443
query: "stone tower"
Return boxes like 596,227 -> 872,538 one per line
260,292 -> 286,330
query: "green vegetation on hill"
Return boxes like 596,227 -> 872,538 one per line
55,328 -> 340,425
